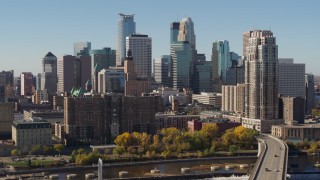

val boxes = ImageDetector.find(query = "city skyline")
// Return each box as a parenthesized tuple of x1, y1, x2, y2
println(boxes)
(0, 0, 319, 75)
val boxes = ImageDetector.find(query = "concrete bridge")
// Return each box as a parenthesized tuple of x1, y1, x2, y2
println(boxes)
(250, 134, 288, 180)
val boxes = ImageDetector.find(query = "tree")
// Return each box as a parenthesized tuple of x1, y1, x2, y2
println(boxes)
(229, 145, 238, 155)
(113, 147, 125, 157)
(54, 144, 65, 154)
(43, 146, 54, 155)
(31, 145, 43, 155)
(11, 149, 21, 156)
(27, 159, 32, 167)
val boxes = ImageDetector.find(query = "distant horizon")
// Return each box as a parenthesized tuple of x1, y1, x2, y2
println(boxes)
(0, 0, 319, 75)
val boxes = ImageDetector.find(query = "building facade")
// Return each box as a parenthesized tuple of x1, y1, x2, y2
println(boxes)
(212, 40, 230, 84)
(41, 52, 57, 95)
(74, 42, 91, 56)
(244, 30, 278, 120)
(90, 47, 116, 91)
(305, 74, 315, 114)
(155, 113, 200, 131)
(225, 66, 244, 86)
(12, 120, 52, 152)
(20, 72, 34, 96)
(171, 41, 192, 89)
(278, 58, 305, 97)
(0, 103, 14, 138)
(116, 14, 136, 66)
(193, 61, 212, 94)
(126, 34, 152, 79)
(98, 69, 125, 94)
(282, 96, 305, 124)
(0, 70, 14, 102)
(154, 55, 170, 87)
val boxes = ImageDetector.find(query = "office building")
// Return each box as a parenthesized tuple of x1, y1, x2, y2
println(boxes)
(171, 41, 192, 89)
(230, 52, 240, 67)
(192, 92, 222, 107)
(170, 22, 180, 43)
(211, 40, 230, 83)
(278, 58, 305, 97)
(124, 50, 151, 96)
(90, 47, 116, 91)
(272, 123, 320, 140)
(155, 113, 200, 131)
(282, 96, 305, 124)
(126, 34, 152, 79)
(197, 54, 206, 62)
(154, 55, 170, 87)
(243, 30, 279, 132)
(20, 72, 34, 96)
(57, 55, 91, 94)
(225, 66, 245, 85)
(0, 70, 14, 102)
(41, 52, 57, 95)
(32, 89, 49, 104)
(12, 119, 52, 152)
(305, 74, 315, 114)
(177, 17, 197, 62)
(98, 69, 125, 94)
(193, 61, 212, 93)
(116, 13, 136, 66)
(0, 103, 14, 138)
(74, 42, 91, 56)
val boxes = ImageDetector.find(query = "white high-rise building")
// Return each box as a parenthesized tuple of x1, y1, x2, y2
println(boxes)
(245, 30, 278, 120)
(116, 13, 136, 66)
(177, 17, 197, 62)
(126, 34, 152, 79)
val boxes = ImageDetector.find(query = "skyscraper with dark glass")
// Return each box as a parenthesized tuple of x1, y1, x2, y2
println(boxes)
(41, 52, 57, 95)
(116, 13, 136, 66)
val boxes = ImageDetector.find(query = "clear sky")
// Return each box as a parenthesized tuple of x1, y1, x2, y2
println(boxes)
(0, 0, 319, 75)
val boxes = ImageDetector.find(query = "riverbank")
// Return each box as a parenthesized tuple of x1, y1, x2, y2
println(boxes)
(6, 156, 258, 175)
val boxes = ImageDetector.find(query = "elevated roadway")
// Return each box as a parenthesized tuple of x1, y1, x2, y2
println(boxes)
(250, 134, 288, 180)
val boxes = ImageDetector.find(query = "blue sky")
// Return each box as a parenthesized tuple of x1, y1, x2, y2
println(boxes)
(0, 0, 319, 75)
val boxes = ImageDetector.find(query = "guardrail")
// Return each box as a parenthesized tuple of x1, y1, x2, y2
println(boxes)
(249, 136, 268, 180)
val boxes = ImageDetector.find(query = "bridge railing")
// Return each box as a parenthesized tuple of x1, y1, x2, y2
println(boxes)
(249, 136, 268, 180)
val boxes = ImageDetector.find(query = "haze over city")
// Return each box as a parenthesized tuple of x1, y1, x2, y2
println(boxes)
(0, 0, 319, 75)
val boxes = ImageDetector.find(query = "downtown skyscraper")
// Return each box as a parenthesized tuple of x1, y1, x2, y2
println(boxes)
(41, 52, 57, 95)
(170, 17, 197, 89)
(244, 30, 278, 120)
(116, 13, 136, 66)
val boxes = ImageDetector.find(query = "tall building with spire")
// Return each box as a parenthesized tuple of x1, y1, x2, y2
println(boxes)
(116, 13, 136, 66)
(245, 30, 278, 120)
(41, 52, 57, 95)
(177, 17, 197, 62)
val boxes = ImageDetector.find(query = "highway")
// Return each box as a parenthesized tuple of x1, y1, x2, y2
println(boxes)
(250, 134, 288, 180)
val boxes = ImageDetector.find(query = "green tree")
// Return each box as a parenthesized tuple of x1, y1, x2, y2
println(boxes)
(43, 146, 54, 155)
(113, 147, 125, 157)
(229, 145, 238, 155)
(308, 141, 319, 154)
(11, 149, 21, 156)
(54, 144, 65, 154)
(27, 159, 32, 167)
(31, 145, 43, 155)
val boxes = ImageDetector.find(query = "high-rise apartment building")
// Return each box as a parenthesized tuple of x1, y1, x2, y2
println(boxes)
(126, 34, 152, 79)
(20, 72, 34, 96)
(57, 55, 91, 94)
(282, 96, 305, 124)
(242, 31, 253, 58)
(305, 74, 315, 114)
(90, 47, 116, 91)
(154, 55, 170, 87)
(41, 52, 57, 95)
(116, 13, 136, 66)
(278, 58, 305, 97)
(0, 70, 14, 102)
(121, 96, 155, 134)
(64, 96, 109, 145)
(171, 41, 192, 89)
(244, 30, 278, 120)
(74, 42, 91, 56)
(221, 84, 245, 115)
